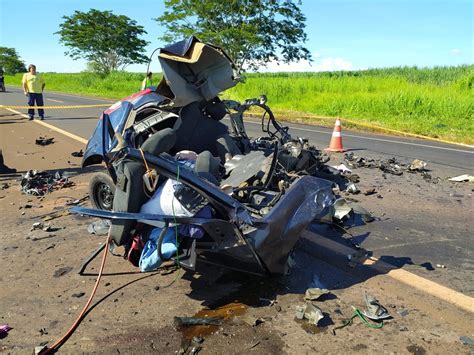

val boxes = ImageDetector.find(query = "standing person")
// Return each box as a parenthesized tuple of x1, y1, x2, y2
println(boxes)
(141, 71, 152, 90)
(22, 64, 45, 120)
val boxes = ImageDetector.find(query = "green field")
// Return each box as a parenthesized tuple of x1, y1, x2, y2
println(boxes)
(5, 65, 474, 144)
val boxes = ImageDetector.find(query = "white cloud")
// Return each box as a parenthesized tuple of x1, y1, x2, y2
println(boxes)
(450, 48, 462, 56)
(258, 55, 353, 72)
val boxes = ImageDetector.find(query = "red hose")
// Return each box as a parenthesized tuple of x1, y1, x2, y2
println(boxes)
(41, 234, 111, 354)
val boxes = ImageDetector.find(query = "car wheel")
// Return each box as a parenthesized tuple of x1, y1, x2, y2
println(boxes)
(89, 172, 115, 210)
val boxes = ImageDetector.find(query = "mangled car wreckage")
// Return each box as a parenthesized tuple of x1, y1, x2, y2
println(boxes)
(72, 37, 342, 276)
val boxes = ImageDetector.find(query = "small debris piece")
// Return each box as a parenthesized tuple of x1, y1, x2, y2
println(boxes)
(408, 159, 427, 172)
(249, 341, 261, 349)
(71, 150, 84, 158)
(399, 326, 409, 332)
(0, 324, 12, 335)
(448, 174, 474, 183)
(436, 264, 446, 269)
(304, 287, 329, 301)
(362, 293, 390, 320)
(1, 183, 10, 190)
(332, 198, 352, 220)
(21, 170, 74, 196)
(460, 336, 474, 346)
(346, 183, 360, 194)
(295, 302, 324, 325)
(53, 267, 73, 278)
(72, 292, 85, 298)
(65, 195, 88, 206)
(192, 336, 204, 344)
(331, 163, 352, 174)
(397, 309, 409, 317)
(364, 188, 377, 196)
(35, 136, 55, 146)
(189, 346, 201, 355)
(39, 328, 48, 335)
(259, 297, 276, 306)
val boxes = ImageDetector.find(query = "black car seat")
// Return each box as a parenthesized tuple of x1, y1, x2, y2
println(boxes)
(109, 128, 176, 246)
(173, 101, 241, 162)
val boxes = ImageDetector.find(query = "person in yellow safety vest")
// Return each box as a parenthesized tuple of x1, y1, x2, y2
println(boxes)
(22, 64, 46, 121)
(141, 71, 153, 90)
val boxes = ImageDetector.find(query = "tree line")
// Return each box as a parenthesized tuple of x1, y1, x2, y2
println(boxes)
(1, 0, 310, 75)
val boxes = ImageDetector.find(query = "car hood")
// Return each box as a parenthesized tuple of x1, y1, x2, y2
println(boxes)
(155, 36, 240, 107)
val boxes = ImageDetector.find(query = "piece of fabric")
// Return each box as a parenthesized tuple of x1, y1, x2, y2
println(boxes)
(178, 205, 213, 239)
(22, 73, 45, 93)
(139, 227, 177, 272)
(27, 93, 45, 117)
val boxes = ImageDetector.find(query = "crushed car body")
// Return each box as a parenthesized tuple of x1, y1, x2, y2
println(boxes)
(73, 36, 342, 275)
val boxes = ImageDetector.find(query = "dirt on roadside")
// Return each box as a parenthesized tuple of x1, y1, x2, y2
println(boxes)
(0, 116, 473, 354)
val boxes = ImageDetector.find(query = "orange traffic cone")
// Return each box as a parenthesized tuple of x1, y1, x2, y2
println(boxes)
(325, 118, 345, 152)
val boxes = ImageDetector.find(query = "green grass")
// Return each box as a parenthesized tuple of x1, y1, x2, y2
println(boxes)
(5, 65, 474, 144)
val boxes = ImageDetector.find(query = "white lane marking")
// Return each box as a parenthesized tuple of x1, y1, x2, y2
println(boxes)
(241, 119, 474, 154)
(2, 107, 88, 144)
(46, 98, 65, 103)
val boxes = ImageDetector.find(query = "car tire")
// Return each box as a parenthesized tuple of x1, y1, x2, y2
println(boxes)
(89, 172, 115, 211)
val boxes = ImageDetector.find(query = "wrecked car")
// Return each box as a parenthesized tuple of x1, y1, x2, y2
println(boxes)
(72, 36, 341, 275)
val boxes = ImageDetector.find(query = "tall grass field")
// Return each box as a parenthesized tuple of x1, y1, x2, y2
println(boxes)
(5, 65, 473, 144)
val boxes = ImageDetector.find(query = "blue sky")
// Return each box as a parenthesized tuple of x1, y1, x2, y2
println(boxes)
(0, 0, 472, 73)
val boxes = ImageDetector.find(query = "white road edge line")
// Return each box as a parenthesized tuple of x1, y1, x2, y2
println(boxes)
(241, 120, 474, 153)
(2, 107, 88, 145)
(46, 98, 65, 103)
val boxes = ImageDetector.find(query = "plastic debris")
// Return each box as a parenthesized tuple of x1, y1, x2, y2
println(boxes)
(295, 302, 324, 325)
(436, 264, 446, 269)
(304, 287, 330, 301)
(449, 174, 474, 183)
(35, 136, 55, 146)
(332, 163, 352, 174)
(0, 324, 11, 335)
(460, 336, 474, 346)
(20, 170, 74, 196)
(362, 293, 390, 320)
(332, 198, 352, 220)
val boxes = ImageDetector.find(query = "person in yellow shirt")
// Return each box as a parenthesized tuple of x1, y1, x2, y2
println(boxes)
(22, 64, 45, 120)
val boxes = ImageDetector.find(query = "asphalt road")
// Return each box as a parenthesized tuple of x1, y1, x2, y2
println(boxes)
(1, 86, 473, 295)
(2, 86, 472, 177)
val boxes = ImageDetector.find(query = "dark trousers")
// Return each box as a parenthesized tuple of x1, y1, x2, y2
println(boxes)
(27, 93, 45, 118)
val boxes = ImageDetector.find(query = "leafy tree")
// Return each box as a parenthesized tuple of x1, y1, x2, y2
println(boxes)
(0, 47, 26, 74)
(155, 0, 311, 71)
(56, 9, 149, 74)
